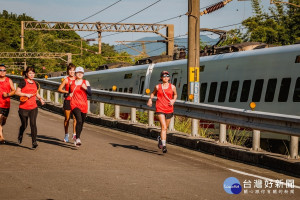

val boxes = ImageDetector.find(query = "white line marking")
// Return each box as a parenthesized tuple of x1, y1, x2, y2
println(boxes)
(228, 168, 300, 189)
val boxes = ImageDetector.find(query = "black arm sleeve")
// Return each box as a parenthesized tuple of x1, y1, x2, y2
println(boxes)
(86, 86, 92, 96)
(18, 79, 26, 89)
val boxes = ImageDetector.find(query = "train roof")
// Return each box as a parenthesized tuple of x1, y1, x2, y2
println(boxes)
(200, 44, 300, 62)
(61, 44, 300, 78)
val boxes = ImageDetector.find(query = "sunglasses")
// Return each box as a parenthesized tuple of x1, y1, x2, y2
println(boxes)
(0, 69, 6, 72)
(162, 74, 170, 77)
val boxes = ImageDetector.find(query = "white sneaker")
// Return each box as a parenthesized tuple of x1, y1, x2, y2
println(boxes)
(75, 138, 81, 147)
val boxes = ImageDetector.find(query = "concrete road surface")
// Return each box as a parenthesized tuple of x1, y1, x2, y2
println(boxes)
(0, 100, 299, 200)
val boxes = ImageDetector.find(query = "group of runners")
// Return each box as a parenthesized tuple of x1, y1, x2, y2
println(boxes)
(0, 63, 177, 153)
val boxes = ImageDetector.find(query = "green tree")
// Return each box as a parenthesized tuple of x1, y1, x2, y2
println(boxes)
(242, 0, 299, 45)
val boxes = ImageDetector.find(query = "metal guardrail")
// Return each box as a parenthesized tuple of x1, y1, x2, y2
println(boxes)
(8, 75, 300, 159)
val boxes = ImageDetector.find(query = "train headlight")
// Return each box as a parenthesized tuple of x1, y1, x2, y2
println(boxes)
(189, 94, 194, 100)
(145, 88, 150, 94)
(112, 85, 117, 91)
(45, 75, 48, 79)
(249, 102, 256, 111)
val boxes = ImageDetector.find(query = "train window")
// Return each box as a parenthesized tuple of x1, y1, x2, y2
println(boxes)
(252, 79, 264, 102)
(105, 89, 108, 91)
(200, 83, 207, 103)
(208, 82, 218, 102)
(200, 65, 205, 72)
(124, 88, 128, 93)
(229, 81, 239, 102)
(129, 87, 133, 93)
(293, 77, 300, 102)
(295, 55, 300, 63)
(240, 80, 251, 102)
(124, 73, 132, 79)
(278, 78, 291, 102)
(181, 84, 188, 101)
(109, 89, 112, 91)
(173, 78, 178, 87)
(119, 88, 123, 92)
(218, 81, 228, 102)
(139, 76, 145, 94)
(139, 81, 144, 94)
(265, 78, 277, 102)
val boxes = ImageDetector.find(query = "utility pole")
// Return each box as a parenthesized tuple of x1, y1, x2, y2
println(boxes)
(188, 0, 200, 136)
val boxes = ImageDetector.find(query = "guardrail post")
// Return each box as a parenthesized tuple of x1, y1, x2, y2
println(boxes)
(114, 105, 120, 119)
(47, 90, 51, 102)
(168, 116, 175, 131)
(99, 102, 105, 117)
(131, 108, 136, 123)
(54, 92, 59, 104)
(252, 130, 261, 151)
(191, 119, 198, 137)
(219, 123, 227, 143)
(14, 83, 17, 90)
(39, 89, 44, 99)
(289, 136, 299, 159)
(148, 111, 154, 126)
(88, 100, 91, 114)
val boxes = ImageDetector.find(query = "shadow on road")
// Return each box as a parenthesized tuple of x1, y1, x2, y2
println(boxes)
(110, 143, 162, 156)
(37, 134, 77, 150)
(0, 140, 33, 150)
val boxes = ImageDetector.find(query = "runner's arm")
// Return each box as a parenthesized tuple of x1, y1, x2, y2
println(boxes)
(58, 78, 69, 94)
(147, 85, 158, 107)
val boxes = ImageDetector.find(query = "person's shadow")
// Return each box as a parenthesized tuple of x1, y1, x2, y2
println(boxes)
(1, 140, 33, 150)
(1, 133, 77, 150)
(37, 134, 77, 150)
(110, 143, 162, 155)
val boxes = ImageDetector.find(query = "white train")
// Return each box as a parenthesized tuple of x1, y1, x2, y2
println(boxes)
(51, 44, 300, 116)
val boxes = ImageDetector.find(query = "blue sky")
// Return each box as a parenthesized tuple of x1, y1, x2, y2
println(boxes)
(1, 0, 272, 45)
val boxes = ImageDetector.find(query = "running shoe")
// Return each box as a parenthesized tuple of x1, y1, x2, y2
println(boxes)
(63, 134, 69, 143)
(72, 134, 76, 141)
(162, 146, 167, 153)
(157, 136, 162, 149)
(18, 135, 23, 144)
(32, 142, 38, 149)
(75, 138, 81, 147)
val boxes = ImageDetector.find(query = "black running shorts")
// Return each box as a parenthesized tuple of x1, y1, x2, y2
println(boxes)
(156, 112, 174, 119)
(63, 100, 71, 110)
(0, 107, 10, 117)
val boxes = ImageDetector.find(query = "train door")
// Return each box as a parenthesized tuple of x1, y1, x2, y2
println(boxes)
(171, 73, 178, 87)
(139, 76, 145, 94)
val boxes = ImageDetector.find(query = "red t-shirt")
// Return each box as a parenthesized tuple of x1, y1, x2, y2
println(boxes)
(0, 77, 11, 108)
(19, 79, 38, 110)
(156, 83, 174, 114)
(70, 79, 88, 113)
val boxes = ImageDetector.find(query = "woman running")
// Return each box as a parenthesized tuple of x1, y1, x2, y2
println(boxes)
(0, 64, 15, 144)
(69, 66, 91, 147)
(15, 66, 45, 148)
(58, 63, 76, 142)
(147, 71, 177, 153)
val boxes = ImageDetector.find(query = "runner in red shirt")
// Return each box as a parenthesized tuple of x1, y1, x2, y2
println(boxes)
(69, 66, 91, 147)
(147, 71, 177, 153)
(0, 64, 16, 143)
(15, 66, 45, 148)
(58, 63, 77, 143)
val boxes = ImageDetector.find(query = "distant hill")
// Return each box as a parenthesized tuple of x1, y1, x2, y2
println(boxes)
(114, 35, 219, 56)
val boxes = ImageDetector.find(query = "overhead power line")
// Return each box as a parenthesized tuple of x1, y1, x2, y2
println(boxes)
(83, 0, 162, 38)
(79, 0, 123, 22)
